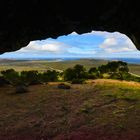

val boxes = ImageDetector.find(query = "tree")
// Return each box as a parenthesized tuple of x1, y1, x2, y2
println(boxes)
(107, 61, 129, 80)
(88, 67, 97, 74)
(98, 65, 109, 74)
(119, 66, 129, 73)
(73, 64, 87, 79)
(64, 65, 87, 81)
(107, 61, 129, 73)
(41, 70, 59, 82)
(88, 67, 99, 79)
(64, 68, 76, 81)
(1, 69, 20, 85)
(107, 61, 119, 72)
(20, 70, 40, 85)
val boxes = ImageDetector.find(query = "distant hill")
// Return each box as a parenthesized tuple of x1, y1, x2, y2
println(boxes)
(1, 57, 140, 64)
(0, 58, 140, 75)
(104, 57, 140, 64)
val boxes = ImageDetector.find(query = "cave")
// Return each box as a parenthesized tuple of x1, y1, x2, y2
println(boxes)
(1, 1, 140, 139)
(0, 0, 140, 54)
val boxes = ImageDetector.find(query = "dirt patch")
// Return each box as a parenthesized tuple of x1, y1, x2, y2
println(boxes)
(1, 80, 140, 139)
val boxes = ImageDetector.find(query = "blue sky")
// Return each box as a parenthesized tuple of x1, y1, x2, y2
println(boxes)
(0, 31, 140, 59)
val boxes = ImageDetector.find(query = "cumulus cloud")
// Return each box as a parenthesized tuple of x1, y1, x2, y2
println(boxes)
(17, 36, 98, 56)
(0, 30, 139, 59)
(16, 31, 137, 56)
(99, 33, 137, 53)
(17, 40, 70, 54)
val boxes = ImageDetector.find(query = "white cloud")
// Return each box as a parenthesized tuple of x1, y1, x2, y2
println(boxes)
(17, 31, 137, 56)
(100, 38, 117, 48)
(99, 33, 137, 53)
(88, 31, 127, 39)
(68, 47, 96, 55)
(1, 30, 138, 59)
(17, 40, 70, 54)
(17, 36, 97, 56)
(70, 32, 78, 35)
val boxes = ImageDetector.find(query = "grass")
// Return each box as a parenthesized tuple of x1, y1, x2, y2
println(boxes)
(79, 99, 95, 114)
(1, 79, 140, 139)
(103, 85, 140, 101)
(0, 59, 108, 72)
(129, 64, 140, 75)
(0, 59, 140, 78)
(95, 79, 140, 102)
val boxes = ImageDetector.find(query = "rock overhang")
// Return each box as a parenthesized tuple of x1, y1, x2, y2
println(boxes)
(0, 0, 140, 54)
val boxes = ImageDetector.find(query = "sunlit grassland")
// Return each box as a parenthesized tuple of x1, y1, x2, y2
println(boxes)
(94, 79, 140, 101)
(128, 64, 140, 75)
(0, 59, 108, 72)
(0, 59, 140, 75)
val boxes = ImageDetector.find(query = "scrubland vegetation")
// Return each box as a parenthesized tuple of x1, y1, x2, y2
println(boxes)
(0, 60, 140, 91)
(1, 60, 140, 139)
(0, 59, 140, 75)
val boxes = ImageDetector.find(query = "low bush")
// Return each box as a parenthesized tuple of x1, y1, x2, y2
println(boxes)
(20, 70, 40, 85)
(71, 79, 86, 84)
(0, 76, 10, 86)
(1, 69, 20, 85)
(87, 74, 97, 79)
(41, 70, 59, 82)
(109, 72, 122, 80)
(64, 65, 87, 81)
(28, 80, 42, 85)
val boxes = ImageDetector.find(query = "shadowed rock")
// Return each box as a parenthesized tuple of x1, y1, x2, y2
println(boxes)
(15, 84, 28, 94)
(58, 83, 71, 89)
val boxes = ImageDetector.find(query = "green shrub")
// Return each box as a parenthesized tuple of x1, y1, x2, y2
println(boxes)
(20, 70, 41, 85)
(88, 67, 97, 74)
(1, 69, 20, 85)
(109, 72, 122, 80)
(64, 64, 87, 81)
(41, 70, 59, 82)
(87, 74, 97, 79)
(98, 61, 129, 79)
(0, 76, 10, 86)
(73, 64, 87, 79)
(64, 68, 75, 81)
(98, 65, 109, 74)
(124, 73, 140, 82)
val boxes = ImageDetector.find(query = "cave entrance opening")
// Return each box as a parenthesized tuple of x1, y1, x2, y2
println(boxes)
(0, 31, 139, 62)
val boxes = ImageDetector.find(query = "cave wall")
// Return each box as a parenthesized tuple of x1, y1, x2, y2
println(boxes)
(0, 0, 140, 53)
